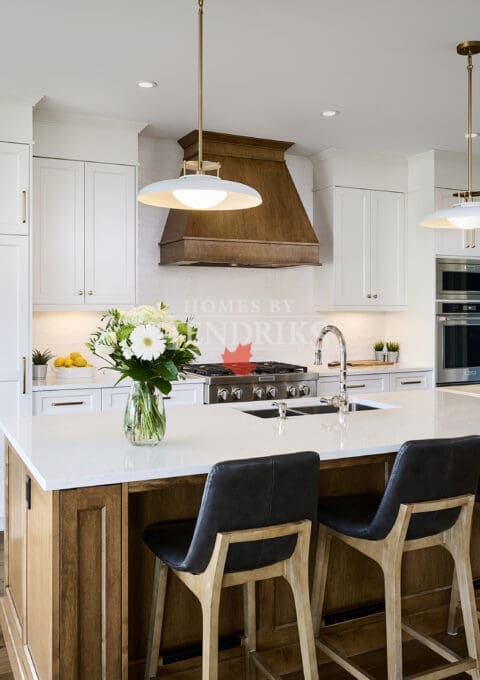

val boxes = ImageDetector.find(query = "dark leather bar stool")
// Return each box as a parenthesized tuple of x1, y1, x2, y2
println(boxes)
(311, 436, 480, 680)
(143, 452, 320, 680)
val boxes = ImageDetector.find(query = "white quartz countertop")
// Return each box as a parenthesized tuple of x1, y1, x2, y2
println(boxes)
(1, 389, 479, 492)
(32, 373, 205, 391)
(308, 364, 433, 377)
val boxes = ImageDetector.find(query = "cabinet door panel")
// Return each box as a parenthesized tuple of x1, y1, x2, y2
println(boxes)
(33, 158, 85, 305)
(370, 190, 405, 306)
(0, 235, 29, 418)
(0, 142, 29, 236)
(334, 187, 370, 306)
(434, 188, 480, 255)
(84, 163, 136, 306)
(6, 444, 26, 629)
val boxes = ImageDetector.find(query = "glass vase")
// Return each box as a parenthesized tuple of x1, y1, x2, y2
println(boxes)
(124, 381, 167, 446)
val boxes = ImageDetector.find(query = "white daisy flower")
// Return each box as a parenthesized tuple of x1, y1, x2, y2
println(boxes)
(130, 324, 166, 361)
(120, 339, 133, 360)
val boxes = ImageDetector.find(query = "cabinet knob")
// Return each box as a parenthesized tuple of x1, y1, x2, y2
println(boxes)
(78, 290, 84, 296)
(366, 294, 372, 299)
(87, 290, 94, 296)
(373, 294, 378, 299)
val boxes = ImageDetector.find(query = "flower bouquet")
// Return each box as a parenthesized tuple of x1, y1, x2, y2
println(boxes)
(87, 304, 200, 446)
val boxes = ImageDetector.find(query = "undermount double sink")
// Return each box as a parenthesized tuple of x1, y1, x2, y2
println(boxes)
(242, 402, 379, 419)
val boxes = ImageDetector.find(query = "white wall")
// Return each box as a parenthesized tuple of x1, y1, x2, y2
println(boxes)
(33, 136, 388, 368)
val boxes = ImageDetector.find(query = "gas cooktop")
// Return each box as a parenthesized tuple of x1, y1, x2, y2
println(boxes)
(187, 361, 308, 377)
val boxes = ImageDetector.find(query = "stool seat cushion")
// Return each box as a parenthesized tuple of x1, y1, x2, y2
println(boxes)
(143, 519, 196, 571)
(318, 494, 383, 539)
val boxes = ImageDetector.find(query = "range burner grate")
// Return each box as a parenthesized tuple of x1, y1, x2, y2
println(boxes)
(187, 361, 307, 377)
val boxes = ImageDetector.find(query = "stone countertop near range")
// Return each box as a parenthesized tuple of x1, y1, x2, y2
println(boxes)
(1, 388, 479, 492)
(308, 364, 433, 377)
(32, 373, 206, 391)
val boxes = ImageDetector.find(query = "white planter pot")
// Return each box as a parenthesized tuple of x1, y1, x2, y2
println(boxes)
(375, 351, 385, 362)
(387, 351, 399, 363)
(32, 364, 48, 380)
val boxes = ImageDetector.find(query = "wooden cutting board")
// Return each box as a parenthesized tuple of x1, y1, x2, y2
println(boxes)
(328, 360, 395, 367)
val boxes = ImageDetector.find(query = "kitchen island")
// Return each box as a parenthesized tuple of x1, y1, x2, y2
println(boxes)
(2, 389, 480, 679)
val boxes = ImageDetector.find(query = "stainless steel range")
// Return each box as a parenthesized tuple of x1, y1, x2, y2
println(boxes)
(186, 362, 318, 404)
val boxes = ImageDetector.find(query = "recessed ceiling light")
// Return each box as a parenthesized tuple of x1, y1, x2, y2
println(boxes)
(137, 80, 158, 89)
(322, 110, 340, 118)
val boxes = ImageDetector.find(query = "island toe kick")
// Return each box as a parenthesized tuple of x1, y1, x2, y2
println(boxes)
(2, 441, 480, 679)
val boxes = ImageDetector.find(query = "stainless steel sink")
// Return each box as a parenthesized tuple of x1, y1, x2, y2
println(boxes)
(242, 402, 379, 418)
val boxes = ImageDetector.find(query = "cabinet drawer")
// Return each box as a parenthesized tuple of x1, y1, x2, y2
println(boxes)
(317, 375, 388, 397)
(389, 372, 432, 391)
(169, 383, 204, 406)
(33, 389, 101, 415)
(101, 387, 130, 411)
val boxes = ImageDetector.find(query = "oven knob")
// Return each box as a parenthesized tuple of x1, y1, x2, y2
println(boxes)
(266, 385, 276, 398)
(287, 385, 298, 398)
(231, 387, 244, 401)
(299, 384, 311, 396)
(253, 386, 266, 400)
(217, 388, 229, 402)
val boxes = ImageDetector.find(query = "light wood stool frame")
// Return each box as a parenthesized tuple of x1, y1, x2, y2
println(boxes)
(144, 519, 319, 680)
(311, 494, 480, 680)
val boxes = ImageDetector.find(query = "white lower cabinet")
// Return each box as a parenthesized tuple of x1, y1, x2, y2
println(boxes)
(389, 371, 433, 391)
(317, 370, 432, 397)
(34, 382, 205, 415)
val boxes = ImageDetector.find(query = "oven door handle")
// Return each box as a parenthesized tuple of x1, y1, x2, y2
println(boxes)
(438, 317, 480, 324)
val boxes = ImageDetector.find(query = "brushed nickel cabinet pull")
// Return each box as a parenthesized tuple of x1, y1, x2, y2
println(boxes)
(400, 380, 422, 385)
(52, 401, 86, 407)
(87, 290, 93, 296)
(347, 384, 366, 389)
(21, 190, 27, 223)
(373, 294, 378, 299)
(366, 294, 372, 299)
(78, 290, 84, 296)
(22, 356, 26, 394)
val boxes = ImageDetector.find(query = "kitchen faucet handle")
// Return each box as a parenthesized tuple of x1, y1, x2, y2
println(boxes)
(272, 400, 288, 419)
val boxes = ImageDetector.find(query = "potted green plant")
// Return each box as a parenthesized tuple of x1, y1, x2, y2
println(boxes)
(386, 341, 400, 363)
(32, 348, 54, 380)
(373, 340, 385, 362)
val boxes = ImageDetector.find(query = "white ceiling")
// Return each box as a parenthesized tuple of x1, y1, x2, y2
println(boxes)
(3, 0, 480, 155)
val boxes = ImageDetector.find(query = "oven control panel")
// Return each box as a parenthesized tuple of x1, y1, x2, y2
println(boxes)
(206, 379, 318, 404)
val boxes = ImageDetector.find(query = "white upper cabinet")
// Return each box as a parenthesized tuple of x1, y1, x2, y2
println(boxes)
(0, 142, 29, 236)
(0, 235, 29, 417)
(33, 158, 85, 305)
(33, 158, 136, 309)
(330, 187, 406, 309)
(434, 188, 479, 256)
(84, 163, 136, 306)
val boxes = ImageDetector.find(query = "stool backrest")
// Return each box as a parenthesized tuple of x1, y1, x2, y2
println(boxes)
(369, 435, 480, 540)
(183, 451, 320, 574)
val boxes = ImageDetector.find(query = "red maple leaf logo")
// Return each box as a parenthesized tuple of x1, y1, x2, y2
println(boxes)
(222, 343, 257, 375)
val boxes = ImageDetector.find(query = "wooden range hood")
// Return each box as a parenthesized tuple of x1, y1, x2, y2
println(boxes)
(159, 131, 320, 267)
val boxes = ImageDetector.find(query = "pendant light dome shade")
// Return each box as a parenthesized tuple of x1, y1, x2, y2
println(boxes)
(138, 173, 262, 210)
(420, 201, 480, 229)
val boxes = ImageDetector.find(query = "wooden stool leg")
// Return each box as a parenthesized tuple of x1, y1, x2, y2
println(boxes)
(285, 527, 319, 680)
(201, 584, 222, 680)
(311, 524, 332, 636)
(144, 559, 168, 680)
(383, 557, 404, 680)
(243, 581, 257, 680)
(447, 567, 460, 636)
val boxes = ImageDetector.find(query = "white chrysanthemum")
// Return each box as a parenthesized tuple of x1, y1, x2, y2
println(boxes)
(161, 321, 179, 340)
(120, 339, 133, 360)
(94, 341, 115, 358)
(130, 324, 166, 361)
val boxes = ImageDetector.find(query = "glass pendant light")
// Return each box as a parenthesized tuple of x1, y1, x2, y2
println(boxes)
(421, 42, 480, 229)
(138, 0, 262, 211)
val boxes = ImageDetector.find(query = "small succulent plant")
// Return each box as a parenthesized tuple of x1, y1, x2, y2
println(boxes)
(32, 348, 54, 365)
(373, 340, 385, 352)
(386, 341, 399, 352)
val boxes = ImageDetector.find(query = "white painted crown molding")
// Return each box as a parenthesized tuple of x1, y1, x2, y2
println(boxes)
(33, 109, 147, 135)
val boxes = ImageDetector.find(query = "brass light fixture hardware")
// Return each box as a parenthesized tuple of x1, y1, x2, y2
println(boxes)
(137, 0, 262, 211)
(421, 41, 480, 229)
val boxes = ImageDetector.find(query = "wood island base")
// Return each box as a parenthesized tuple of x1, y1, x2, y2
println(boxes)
(1, 441, 479, 679)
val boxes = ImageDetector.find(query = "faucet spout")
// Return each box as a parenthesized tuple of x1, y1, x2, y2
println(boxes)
(314, 325, 348, 409)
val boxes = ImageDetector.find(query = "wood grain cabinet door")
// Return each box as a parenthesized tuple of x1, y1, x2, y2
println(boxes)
(59, 484, 123, 680)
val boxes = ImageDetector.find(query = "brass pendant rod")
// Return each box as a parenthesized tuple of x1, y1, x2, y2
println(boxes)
(197, 0, 204, 174)
(467, 54, 473, 200)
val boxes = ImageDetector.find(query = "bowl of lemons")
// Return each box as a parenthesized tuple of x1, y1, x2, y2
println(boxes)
(53, 352, 95, 379)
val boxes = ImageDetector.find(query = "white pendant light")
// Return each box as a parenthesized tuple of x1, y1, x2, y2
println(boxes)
(421, 41, 480, 230)
(138, 0, 262, 212)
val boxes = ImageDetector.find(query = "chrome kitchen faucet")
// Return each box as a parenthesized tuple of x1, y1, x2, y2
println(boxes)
(314, 325, 348, 412)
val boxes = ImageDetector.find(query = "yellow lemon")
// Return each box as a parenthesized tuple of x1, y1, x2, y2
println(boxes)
(74, 357, 87, 367)
(70, 352, 81, 360)
(64, 358, 74, 368)
(86, 363, 93, 367)
(54, 357, 65, 367)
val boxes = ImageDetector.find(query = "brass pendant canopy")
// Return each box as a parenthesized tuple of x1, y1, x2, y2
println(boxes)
(138, 0, 262, 211)
(421, 41, 480, 229)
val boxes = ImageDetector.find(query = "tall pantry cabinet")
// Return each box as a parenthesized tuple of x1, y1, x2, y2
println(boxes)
(0, 141, 31, 418)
